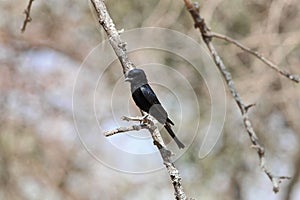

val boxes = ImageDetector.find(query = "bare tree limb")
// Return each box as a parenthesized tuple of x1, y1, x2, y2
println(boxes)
(21, 0, 35, 33)
(210, 32, 300, 83)
(89, 0, 135, 75)
(104, 115, 188, 200)
(182, 0, 291, 193)
(91, 0, 188, 199)
(104, 124, 146, 137)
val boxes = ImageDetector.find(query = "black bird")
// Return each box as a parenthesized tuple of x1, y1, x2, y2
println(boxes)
(125, 68, 185, 149)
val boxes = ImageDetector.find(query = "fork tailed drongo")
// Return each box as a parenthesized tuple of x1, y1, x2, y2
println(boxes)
(125, 68, 185, 149)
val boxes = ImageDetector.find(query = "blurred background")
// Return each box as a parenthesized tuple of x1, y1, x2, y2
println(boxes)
(1, 0, 300, 199)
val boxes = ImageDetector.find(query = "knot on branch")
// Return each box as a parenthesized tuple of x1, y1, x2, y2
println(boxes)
(186, 1, 212, 42)
(288, 74, 300, 83)
(251, 144, 265, 156)
(118, 41, 127, 50)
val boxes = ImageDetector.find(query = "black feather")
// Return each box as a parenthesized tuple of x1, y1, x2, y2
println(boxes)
(127, 69, 184, 149)
(164, 124, 185, 149)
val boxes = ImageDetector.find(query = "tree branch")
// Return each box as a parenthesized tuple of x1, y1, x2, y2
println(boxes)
(21, 0, 35, 33)
(182, 0, 299, 84)
(104, 115, 187, 200)
(89, 0, 135, 75)
(182, 0, 291, 193)
(104, 124, 146, 137)
(91, 0, 188, 199)
(210, 32, 300, 83)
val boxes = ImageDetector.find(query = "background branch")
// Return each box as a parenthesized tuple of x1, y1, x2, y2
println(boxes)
(210, 32, 300, 83)
(104, 124, 146, 137)
(182, 0, 291, 193)
(21, 0, 35, 33)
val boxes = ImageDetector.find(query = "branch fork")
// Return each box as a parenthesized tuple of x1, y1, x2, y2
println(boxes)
(104, 114, 186, 199)
(183, 0, 294, 193)
(105, 114, 166, 150)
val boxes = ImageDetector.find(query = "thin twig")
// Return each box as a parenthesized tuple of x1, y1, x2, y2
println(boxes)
(210, 32, 300, 83)
(182, 0, 290, 193)
(91, 0, 187, 199)
(21, 0, 35, 33)
(121, 115, 148, 122)
(104, 124, 146, 137)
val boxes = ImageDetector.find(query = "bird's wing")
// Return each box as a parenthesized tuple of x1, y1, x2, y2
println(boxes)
(140, 84, 160, 104)
(140, 85, 170, 124)
(141, 85, 174, 125)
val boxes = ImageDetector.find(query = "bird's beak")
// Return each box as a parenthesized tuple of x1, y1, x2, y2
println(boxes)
(125, 77, 132, 82)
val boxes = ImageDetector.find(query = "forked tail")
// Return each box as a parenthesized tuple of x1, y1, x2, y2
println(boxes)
(164, 124, 185, 149)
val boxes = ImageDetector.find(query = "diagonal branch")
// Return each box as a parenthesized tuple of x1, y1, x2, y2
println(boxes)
(182, 0, 291, 193)
(21, 0, 35, 33)
(104, 124, 146, 137)
(89, 0, 134, 75)
(91, 0, 188, 199)
(210, 32, 299, 83)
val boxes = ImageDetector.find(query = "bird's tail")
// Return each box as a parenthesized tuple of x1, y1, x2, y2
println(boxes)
(164, 124, 185, 149)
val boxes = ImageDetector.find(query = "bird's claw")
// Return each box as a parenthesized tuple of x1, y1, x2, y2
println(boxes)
(141, 114, 149, 122)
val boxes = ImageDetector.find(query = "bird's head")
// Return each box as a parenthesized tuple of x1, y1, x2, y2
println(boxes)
(125, 68, 148, 84)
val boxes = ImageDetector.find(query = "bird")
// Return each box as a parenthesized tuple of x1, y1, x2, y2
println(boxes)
(125, 68, 185, 149)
